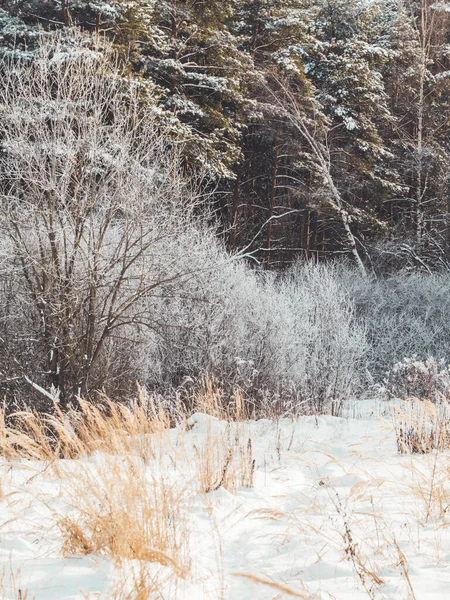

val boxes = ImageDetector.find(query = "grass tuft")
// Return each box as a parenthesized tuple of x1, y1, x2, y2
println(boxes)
(394, 397, 450, 454)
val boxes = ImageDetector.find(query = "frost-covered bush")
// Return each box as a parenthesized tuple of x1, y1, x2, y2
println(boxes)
(0, 34, 368, 415)
(385, 357, 450, 402)
(146, 260, 367, 415)
(341, 269, 450, 381)
(279, 263, 366, 413)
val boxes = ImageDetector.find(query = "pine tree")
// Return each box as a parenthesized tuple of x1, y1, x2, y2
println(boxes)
(302, 0, 394, 234)
(133, 0, 252, 178)
(226, 0, 325, 264)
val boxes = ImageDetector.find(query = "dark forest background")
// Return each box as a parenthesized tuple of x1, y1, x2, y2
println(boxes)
(1, 0, 449, 273)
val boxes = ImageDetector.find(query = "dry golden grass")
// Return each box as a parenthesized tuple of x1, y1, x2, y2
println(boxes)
(102, 561, 173, 600)
(191, 378, 254, 422)
(0, 566, 34, 600)
(233, 572, 312, 598)
(2, 384, 441, 600)
(320, 483, 385, 600)
(0, 380, 254, 464)
(405, 451, 450, 526)
(393, 538, 417, 600)
(193, 420, 255, 494)
(389, 397, 450, 541)
(394, 397, 450, 454)
(0, 382, 260, 596)
(0, 389, 191, 593)
(56, 452, 191, 577)
(0, 390, 173, 464)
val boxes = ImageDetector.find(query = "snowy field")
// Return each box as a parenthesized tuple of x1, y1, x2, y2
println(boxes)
(1, 402, 450, 599)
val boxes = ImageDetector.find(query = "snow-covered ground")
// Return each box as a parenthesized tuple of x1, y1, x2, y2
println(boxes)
(1, 401, 450, 599)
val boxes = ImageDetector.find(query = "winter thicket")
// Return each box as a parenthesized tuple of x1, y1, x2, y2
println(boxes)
(0, 36, 364, 411)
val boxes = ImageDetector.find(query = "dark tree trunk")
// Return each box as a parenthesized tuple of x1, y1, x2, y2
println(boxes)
(266, 145, 279, 266)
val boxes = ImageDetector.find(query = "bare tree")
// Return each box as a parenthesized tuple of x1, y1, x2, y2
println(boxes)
(388, 1, 450, 253)
(0, 36, 204, 407)
(410, 0, 450, 249)
(263, 75, 367, 276)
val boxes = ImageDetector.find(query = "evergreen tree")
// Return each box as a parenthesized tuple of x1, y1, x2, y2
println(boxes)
(302, 0, 394, 237)
(133, 0, 252, 177)
(227, 0, 326, 264)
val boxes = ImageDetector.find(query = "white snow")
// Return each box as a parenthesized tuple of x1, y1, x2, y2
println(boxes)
(1, 401, 450, 599)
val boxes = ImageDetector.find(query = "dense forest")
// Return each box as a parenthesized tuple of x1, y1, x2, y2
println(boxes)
(1, 0, 449, 271)
(1, 1, 450, 412)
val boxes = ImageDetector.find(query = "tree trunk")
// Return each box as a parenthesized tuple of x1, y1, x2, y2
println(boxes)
(306, 210, 311, 258)
(231, 172, 240, 250)
(276, 83, 367, 275)
(266, 144, 279, 266)
(326, 174, 366, 275)
(251, 1, 261, 59)
(171, 0, 178, 38)
(62, 0, 71, 26)
(415, 1, 428, 249)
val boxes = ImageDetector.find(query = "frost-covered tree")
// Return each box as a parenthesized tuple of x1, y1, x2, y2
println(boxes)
(135, 0, 253, 178)
(0, 36, 215, 407)
(380, 0, 450, 260)
(225, 0, 326, 264)
(300, 0, 395, 240)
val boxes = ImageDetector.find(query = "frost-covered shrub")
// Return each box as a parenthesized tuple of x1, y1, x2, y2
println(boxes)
(341, 269, 450, 381)
(260, 262, 367, 414)
(385, 357, 450, 402)
(0, 32, 367, 415)
(146, 260, 367, 415)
